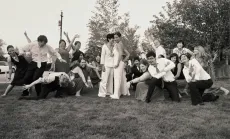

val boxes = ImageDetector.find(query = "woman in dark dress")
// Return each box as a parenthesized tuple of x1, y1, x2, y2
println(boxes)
(53, 39, 71, 73)
(1, 45, 29, 97)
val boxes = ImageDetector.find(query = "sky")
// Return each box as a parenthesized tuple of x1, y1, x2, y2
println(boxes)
(0, 0, 172, 52)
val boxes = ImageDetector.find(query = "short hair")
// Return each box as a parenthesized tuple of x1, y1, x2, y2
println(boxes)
(7, 45, 14, 51)
(114, 31, 121, 37)
(74, 41, 81, 46)
(106, 33, 114, 42)
(59, 39, 66, 45)
(59, 75, 70, 87)
(169, 53, 179, 63)
(146, 51, 156, 58)
(177, 40, 185, 47)
(139, 59, 149, 67)
(180, 53, 191, 60)
(37, 35, 48, 43)
(133, 56, 140, 61)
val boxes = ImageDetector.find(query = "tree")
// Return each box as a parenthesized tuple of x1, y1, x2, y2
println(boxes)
(85, 0, 140, 58)
(147, 0, 230, 78)
(0, 39, 6, 61)
(147, 0, 230, 54)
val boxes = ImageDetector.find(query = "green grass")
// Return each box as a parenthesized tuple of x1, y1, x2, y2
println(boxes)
(0, 80, 230, 139)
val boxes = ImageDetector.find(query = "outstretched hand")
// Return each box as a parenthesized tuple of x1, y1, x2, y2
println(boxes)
(24, 31, 27, 36)
(64, 32, 68, 36)
(74, 34, 80, 38)
(23, 85, 31, 90)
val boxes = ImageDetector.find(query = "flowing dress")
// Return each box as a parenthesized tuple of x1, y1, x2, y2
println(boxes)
(112, 42, 130, 99)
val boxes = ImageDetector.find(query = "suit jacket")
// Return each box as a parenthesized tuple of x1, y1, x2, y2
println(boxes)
(100, 44, 115, 68)
(131, 65, 143, 79)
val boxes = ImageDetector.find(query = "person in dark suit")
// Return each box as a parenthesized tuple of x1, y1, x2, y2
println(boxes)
(131, 57, 143, 90)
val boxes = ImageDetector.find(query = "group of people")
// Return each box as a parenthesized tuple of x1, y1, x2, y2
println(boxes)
(1, 31, 229, 106)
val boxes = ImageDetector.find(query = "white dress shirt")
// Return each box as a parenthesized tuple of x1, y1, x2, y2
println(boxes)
(148, 58, 175, 82)
(150, 42, 166, 59)
(183, 59, 211, 82)
(100, 44, 115, 68)
(20, 41, 62, 63)
(41, 72, 70, 84)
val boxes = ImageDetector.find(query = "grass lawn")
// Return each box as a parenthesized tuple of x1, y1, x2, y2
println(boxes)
(0, 80, 230, 139)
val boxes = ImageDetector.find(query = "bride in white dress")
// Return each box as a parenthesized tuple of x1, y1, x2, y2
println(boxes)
(110, 32, 130, 99)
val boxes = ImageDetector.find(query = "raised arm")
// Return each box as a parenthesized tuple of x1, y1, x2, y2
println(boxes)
(70, 34, 80, 51)
(64, 32, 71, 43)
(24, 31, 31, 43)
(66, 34, 80, 52)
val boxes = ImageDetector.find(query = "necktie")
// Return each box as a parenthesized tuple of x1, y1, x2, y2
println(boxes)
(37, 48, 41, 68)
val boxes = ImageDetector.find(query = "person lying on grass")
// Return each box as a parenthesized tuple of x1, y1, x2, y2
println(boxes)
(19, 72, 71, 100)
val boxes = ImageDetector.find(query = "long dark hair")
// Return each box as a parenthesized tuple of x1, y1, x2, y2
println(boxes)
(169, 53, 179, 64)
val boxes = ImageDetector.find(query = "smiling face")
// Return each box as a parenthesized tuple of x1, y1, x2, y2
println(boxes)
(180, 55, 189, 64)
(194, 47, 200, 55)
(96, 56, 100, 63)
(170, 56, 177, 63)
(7, 47, 16, 57)
(153, 40, 160, 48)
(114, 34, 120, 43)
(80, 59, 87, 68)
(177, 42, 183, 49)
(140, 63, 148, 72)
(59, 41, 66, 49)
(134, 60, 140, 66)
(147, 56, 156, 66)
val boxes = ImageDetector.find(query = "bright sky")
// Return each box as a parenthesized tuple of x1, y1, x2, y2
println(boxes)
(0, 0, 172, 52)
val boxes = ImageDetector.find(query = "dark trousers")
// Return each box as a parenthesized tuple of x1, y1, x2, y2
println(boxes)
(164, 81, 180, 102)
(188, 79, 213, 105)
(146, 78, 180, 102)
(20, 84, 63, 100)
(22, 61, 47, 96)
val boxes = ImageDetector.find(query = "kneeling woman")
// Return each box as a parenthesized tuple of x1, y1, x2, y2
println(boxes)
(127, 59, 152, 101)
(19, 72, 70, 100)
(181, 54, 219, 106)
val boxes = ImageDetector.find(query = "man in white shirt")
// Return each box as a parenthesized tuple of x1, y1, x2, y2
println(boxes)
(145, 51, 180, 103)
(98, 34, 115, 97)
(19, 72, 70, 100)
(19, 35, 66, 96)
(147, 35, 166, 59)
(181, 54, 215, 105)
